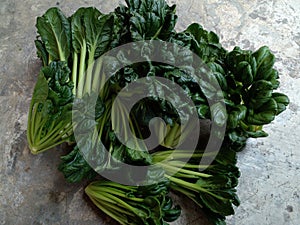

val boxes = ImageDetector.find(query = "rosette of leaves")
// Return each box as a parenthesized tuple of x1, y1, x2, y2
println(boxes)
(85, 179, 181, 225)
(223, 46, 289, 150)
(152, 147, 240, 225)
(27, 7, 117, 153)
(177, 23, 289, 151)
(27, 61, 74, 154)
(28, 1, 290, 225)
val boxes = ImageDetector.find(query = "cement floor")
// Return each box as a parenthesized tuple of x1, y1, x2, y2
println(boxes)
(0, 0, 299, 224)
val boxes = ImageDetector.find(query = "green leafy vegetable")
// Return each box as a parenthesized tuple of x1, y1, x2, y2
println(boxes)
(27, 0, 290, 225)
(27, 7, 117, 153)
(85, 179, 181, 225)
(35, 7, 71, 63)
(27, 61, 73, 154)
(70, 7, 115, 97)
(58, 145, 97, 183)
(222, 46, 289, 150)
(152, 147, 240, 225)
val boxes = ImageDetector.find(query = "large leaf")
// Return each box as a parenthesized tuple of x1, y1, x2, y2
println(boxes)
(71, 8, 86, 53)
(36, 7, 71, 62)
(84, 8, 114, 58)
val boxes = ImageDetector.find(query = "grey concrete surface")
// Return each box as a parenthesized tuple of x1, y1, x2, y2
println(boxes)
(0, 0, 299, 224)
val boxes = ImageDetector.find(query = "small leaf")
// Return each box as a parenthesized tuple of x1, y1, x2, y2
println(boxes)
(248, 80, 273, 109)
(246, 130, 268, 138)
(236, 61, 253, 86)
(272, 92, 289, 115)
(227, 105, 247, 129)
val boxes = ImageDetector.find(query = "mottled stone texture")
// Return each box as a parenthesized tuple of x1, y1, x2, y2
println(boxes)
(0, 0, 299, 225)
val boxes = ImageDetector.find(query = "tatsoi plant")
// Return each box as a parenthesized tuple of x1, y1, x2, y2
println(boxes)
(27, 0, 289, 224)
(222, 46, 290, 150)
(152, 148, 240, 225)
(85, 179, 181, 225)
(27, 7, 117, 153)
(27, 62, 74, 153)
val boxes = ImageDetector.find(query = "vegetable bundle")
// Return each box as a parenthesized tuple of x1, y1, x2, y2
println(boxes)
(85, 178, 181, 224)
(27, 0, 289, 224)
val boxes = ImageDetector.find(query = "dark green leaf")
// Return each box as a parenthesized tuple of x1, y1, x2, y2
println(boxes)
(248, 80, 273, 109)
(36, 7, 71, 62)
(58, 146, 97, 183)
(84, 9, 114, 58)
(185, 23, 226, 62)
(227, 105, 247, 129)
(252, 46, 275, 80)
(247, 98, 278, 125)
(236, 61, 254, 86)
(125, 0, 177, 41)
(71, 8, 86, 53)
(27, 62, 74, 154)
(41, 61, 73, 106)
(35, 39, 48, 66)
(125, 146, 153, 165)
(272, 92, 289, 115)
(199, 192, 235, 216)
(31, 72, 49, 104)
